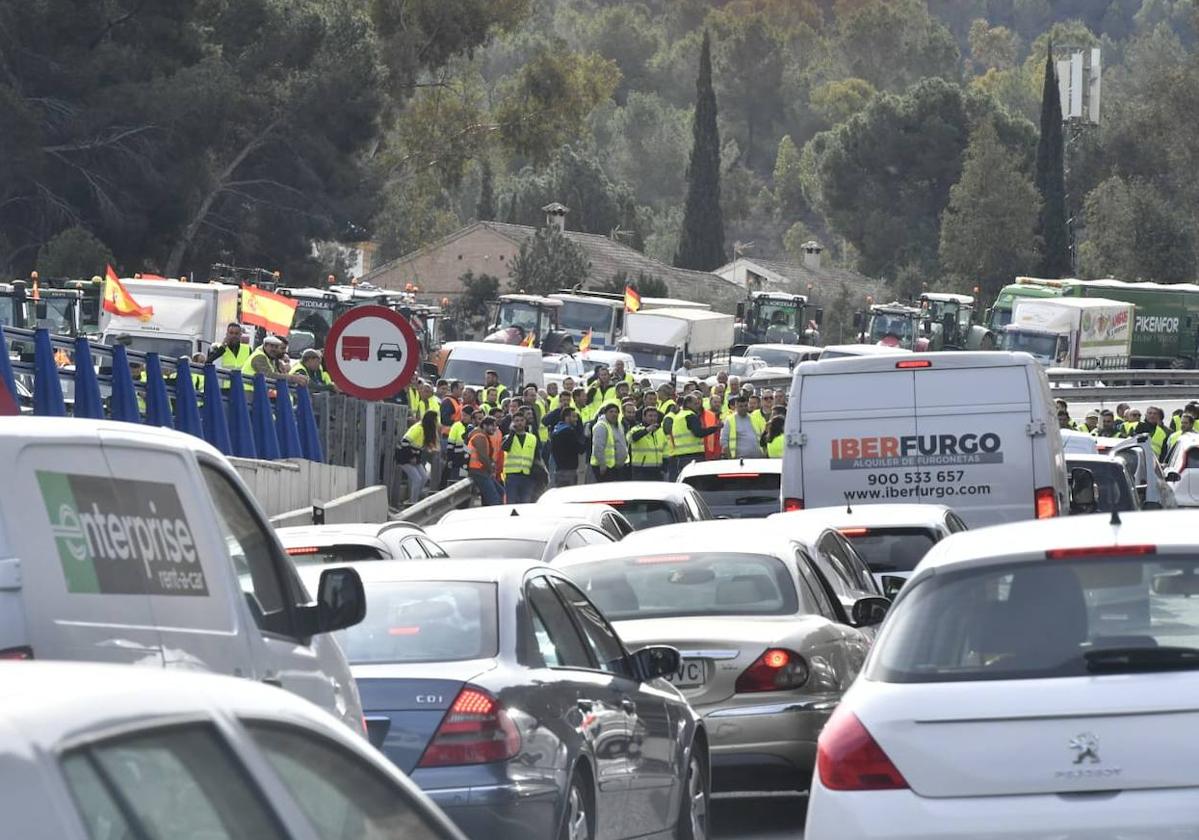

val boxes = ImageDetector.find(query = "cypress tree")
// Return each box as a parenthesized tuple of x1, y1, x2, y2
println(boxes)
(1035, 43, 1071, 277)
(675, 31, 726, 271)
(476, 160, 496, 221)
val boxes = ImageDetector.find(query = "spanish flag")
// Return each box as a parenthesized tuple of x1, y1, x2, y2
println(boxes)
(103, 266, 155, 320)
(579, 328, 593, 352)
(624, 285, 641, 312)
(521, 330, 536, 347)
(241, 285, 298, 335)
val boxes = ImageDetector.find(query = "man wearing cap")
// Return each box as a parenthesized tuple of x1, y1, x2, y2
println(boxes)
(290, 349, 336, 391)
(242, 336, 308, 389)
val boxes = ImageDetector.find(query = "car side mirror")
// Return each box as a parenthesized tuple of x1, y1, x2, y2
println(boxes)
(633, 645, 680, 681)
(305, 567, 366, 635)
(851, 595, 890, 628)
(880, 575, 906, 599)
(1167, 471, 1182, 483)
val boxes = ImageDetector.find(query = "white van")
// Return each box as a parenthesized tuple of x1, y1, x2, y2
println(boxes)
(441, 341, 544, 392)
(781, 352, 1068, 526)
(0, 418, 367, 732)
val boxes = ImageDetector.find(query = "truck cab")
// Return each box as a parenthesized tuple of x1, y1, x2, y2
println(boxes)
(277, 288, 340, 352)
(857, 302, 929, 351)
(550, 290, 624, 350)
(735, 291, 822, 350)
(919, 292, 995, 350)
(999, 324, 1066, 366)
(487, 294, 573, 352)
(0, 281, 84, 337)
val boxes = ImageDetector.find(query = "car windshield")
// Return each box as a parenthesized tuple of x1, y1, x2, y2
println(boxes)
(682, 473, 780, 510)
(869, 556, 1199, 683)
(496, 302, 542, 332)
(334, 581, 498, 664)
(293, 304, 334, 347)
(841, 528, 937, 573)
(1001, 330, 1058, 358)
(989, 306, 1014, 330)
(30, 297, 77, 334)
(285, 544, 385, 565)
(124, 336, 193, 360)
(443, 359, 520, 391)
(560, 300, 615, 333)
(439, 538, 546, 559)
(596, 499, 678, 529)
(753, 302, 800, 332)
(868, 314, 914, 344)
(747, 347, 800, 367)
(565, 552, 800, 620)
(622, 343, 675, 370)
(728, 357, 762, 377)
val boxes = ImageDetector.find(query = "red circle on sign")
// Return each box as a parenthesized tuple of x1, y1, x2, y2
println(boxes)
(322, 305, 420, 401)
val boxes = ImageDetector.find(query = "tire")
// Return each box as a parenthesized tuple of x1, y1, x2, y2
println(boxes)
(559, 773, 593, 840)
(676, 749, 710, 840)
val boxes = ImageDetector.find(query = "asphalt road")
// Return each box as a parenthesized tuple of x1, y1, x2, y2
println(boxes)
(711, 794, 806, 840)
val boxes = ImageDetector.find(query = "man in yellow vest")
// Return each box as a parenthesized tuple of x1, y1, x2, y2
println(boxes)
(590, 401, 628, 482)
(502, 412, 540, 503)
(289, 349, 336, 390)
(666, 393, 721, 479)
(242, 336, 308, 391)
(611, 358, 635, 386)
(206, 322, 251, 389)
(721, 395, 765, 458)
(628, 406, 667, 480)
(484, 369, 509, 403)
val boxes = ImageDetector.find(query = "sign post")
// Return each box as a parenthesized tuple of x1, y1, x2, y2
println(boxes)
(323, 306, 420, 486)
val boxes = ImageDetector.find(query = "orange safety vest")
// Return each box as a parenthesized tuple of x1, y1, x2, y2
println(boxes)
(467, 430, 493, 471)
(702, 409, 720, 460)
(490, 428, 504, 477)
(440, 396, 463, 436)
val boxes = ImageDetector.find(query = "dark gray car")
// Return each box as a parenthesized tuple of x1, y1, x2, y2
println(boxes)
(298, 559, 708, 840)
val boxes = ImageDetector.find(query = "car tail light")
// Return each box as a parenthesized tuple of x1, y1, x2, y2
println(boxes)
(717, 473, 761, 479)
(896, 359, 932, 369)
(0, 646, 33, 661)
(285, 546, 320, 556)
(735, 648, 808, 693)
(817, 708, 908, 791)
(783, 497, 804, 512)
(417, 686, 520, 768)
(1047, 544, 1155, 560)
(634, 554, 692, 565)
(1034, 486, 1058, 519)
(839, 528, 869, 537)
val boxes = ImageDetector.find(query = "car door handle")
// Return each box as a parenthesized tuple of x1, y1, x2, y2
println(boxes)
(577, 699, 594, 712)
(620, 697, 636, 714)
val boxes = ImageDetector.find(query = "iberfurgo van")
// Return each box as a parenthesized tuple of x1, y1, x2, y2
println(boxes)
(781, 352, 1068, 526)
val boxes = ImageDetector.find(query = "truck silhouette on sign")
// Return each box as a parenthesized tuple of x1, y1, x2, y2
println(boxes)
(341, 336, 370, 361)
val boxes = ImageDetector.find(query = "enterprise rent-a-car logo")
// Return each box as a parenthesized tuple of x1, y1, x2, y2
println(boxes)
(830, 434, 1004, 470)
(37, 471, 209, 596)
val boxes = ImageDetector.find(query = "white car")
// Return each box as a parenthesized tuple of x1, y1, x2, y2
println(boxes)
(744, 343, 822, 370)
(436, 502, 635, 539)
(542, 352, 585, 391)
(1165, 431, 1199, 506)
(277, 521, 448, 564)
(806, 511, 1199, 840)
(579, 349, 637, 377)
(677, 458, 782, 518)
(816, 344, 910, 360)
(1, 663, 464, 840)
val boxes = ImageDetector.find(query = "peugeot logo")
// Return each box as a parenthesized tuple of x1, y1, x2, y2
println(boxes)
(1069, 732, 1100, 765)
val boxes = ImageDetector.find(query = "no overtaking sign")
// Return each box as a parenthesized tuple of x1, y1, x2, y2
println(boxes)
(323, 305, 420, 400)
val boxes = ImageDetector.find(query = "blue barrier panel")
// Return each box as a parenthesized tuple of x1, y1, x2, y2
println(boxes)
(226, 371, 257, 458)
(294, 385, 324, 462)
(143, 353, 174, 428)
(251, 373, 281, 460)
(33, 329, 66, 417)
(71, 338, 104, 420)
(173, 359, 204, 439)
(274, 381, 304, 459)
(0, 326, 22, 415)
(109, 344, 140, 422)
(201, 365, 233, 455)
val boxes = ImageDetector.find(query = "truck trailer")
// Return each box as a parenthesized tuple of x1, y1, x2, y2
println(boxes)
(618, 308, 734, 385)
(1002, 297, 1134, 370)
(99, 279, 240, 359)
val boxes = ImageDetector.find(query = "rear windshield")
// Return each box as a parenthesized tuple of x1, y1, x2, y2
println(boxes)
(285, 544, 385, 566)
(682, 474, 780, 510)
(869, 556, 1199, 683)
(604, 500, 678, 529)
(335, 581, 498, 664)
(440, 538, 545, 559)
(563, 552, 800, 620)
(842, 528, 937, 573)
(1071, 462, 1137, 512)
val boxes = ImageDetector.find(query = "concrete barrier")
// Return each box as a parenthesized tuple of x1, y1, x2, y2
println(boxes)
(231, 458, 356, 517)
(269, 484, 390, 528)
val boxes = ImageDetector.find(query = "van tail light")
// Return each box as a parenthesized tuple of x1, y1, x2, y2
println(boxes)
(1034, 486, 1058, 519)
(1048, 544, 1155, 560)
(417, 686, 520, 768)
(735, 649, 808, 693)
(783, 497, 804, 512)
(817, 708, 908, 791)
(0, 646, 33, 661)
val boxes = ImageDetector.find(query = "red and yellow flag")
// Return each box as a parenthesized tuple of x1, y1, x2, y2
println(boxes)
(579, 328, 593, 352)
(103, 267, 155, 320)
(520, 330, 536, 347)
(241, 284, 298, 334)
(624, 285, 641, 312)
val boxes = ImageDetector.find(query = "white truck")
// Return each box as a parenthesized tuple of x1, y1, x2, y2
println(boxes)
(99, 279, 240, 360)
(1001, 297, 1134, 369)
(618, 308, 734, 385)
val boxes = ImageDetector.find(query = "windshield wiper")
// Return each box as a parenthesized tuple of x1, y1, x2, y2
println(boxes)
(1084, 646, 1199, 674)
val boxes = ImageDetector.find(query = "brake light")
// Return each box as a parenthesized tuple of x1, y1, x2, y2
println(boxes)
(0, 646, 32, 661)
(285, 546, 320, 556)
(839, 528, 869, 537)
(634, 554, 692, 565)
(387, 626, 421, 636)
(587, 500, 624, 506)
(717, 473, 761, 479)
(735, 648, 808, 693)
(817, 708, 908, 791)
(1047, 544, 1156, 559)
(896, 359, 932, 369)
(1034, 486, 1058, 519)
(783, 497, 804, 512)
(417, 686, 520, 768)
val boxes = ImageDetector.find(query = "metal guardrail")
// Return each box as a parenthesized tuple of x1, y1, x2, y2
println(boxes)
(1047, 370, 1199, 386)
(393, 478, 474, 527)
(1047, 369, 1199, 401)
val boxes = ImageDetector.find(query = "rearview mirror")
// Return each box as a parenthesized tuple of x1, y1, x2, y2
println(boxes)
(880, 575, 906, 599)
(851, 595, 891, 628)
(634, 645, 680, 681)
(1167, 471, 1182, 483)
(308, 567, 366, 635)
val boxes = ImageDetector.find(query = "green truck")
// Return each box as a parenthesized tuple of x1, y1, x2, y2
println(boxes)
(986, 277, 1199, 368)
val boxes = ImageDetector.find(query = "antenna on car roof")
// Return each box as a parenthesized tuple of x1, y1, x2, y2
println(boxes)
(510, 509, 520, 517)
(1110, 508, 1121, 527)
(845, 495, 853, 515)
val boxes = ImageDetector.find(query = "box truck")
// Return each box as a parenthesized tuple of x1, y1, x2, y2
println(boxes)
(99, 279, 240, 359)
(1001, 297, 1133, 369)
(618, 308, 734, 385)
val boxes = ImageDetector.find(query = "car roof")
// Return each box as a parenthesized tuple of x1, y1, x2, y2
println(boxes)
(746, 344, 819, 353)
(1065, 453, 1126, 467)
(443, 341, 540, 358)
(541, 481, 693, 503)
(426, 517, 582, 541)
(619, 519, 818, 554)
(771, 504, 953, 530)
(818, 344, 909, 356)
(916, 511, 1199, 575)
(438, 503, 620, 525)
(0, 416, 222, 458)
(275, 522, 425, 544)
(677, 458, 781, 479)
(805, 350, 1034, 375)
(297, 558, 551, 587)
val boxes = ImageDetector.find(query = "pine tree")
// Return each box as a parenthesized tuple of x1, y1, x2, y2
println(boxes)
(1035, 43, 1071, 277)
(674, 31, 726, 271)
(476, 160, 496, 222)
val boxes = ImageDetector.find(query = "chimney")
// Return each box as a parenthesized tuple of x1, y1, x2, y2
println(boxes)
(801, 240, 823, 271)
(542, 202, 569, 232)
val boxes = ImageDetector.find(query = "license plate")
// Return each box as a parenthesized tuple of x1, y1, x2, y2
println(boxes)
(665, 658, 706, 688)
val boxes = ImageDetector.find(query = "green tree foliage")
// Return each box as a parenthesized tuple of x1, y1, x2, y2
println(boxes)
(453, 270, 501, 320)
(477, 161, 496, 221)
(578, 4, 661, 104)
(508, 225, 591, 294)
(1034, 45, 1071, 277)
(36, 227, 115, 279)
(773, 136, 808, 218)
(596, 270, 669, 298)
(968, 20, 1020, 71)
(833, 0, 960, 93)
(592, 93, 691, 208)
(675, 32, 727, 271)
(707, 9, 787, 170)
(939, 121, 1042, 301)
(1079, 177, 1197, 282)
(809, 78, 878, 127)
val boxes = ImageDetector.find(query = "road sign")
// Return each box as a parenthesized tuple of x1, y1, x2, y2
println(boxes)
(323, 305, 419, 400)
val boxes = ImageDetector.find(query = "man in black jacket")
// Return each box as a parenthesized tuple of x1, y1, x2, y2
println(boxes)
(550, 406, 588, 487)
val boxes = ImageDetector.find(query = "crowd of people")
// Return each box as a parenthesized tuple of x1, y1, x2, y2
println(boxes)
(396, 358, 788, 507)
(1057, 397, 1198, 461)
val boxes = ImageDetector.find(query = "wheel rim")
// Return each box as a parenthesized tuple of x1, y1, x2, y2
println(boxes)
(688, 756, 708, 840)
(568, 784, 589, 840)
